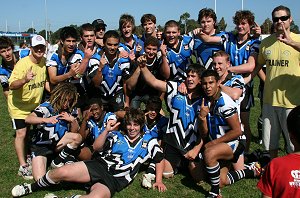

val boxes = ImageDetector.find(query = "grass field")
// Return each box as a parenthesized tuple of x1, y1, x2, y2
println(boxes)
(0, 77, 278, 198)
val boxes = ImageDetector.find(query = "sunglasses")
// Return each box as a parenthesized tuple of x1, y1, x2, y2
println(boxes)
(96, 27, 106, 31)
(272, 15, 290, 23)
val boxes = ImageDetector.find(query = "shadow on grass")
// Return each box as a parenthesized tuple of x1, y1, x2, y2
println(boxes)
(180, 171, 208, 197)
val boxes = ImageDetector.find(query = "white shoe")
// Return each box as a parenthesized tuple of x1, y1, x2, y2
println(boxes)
(18, 165, 33, 180)
(141, 173, 155, 189)
(44, 193, 58, 198)
(11, 183, 32, 197)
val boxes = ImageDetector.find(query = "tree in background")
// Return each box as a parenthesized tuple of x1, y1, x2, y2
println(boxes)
(26, 28, 36, 34)
(217, 17, 227, 32)
(290, 21, 300, 34)
(179, 12, 190, 34)
(260, 18, 272, 34)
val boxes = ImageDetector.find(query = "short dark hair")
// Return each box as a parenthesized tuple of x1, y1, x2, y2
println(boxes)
(146, 96, 162, 113)
(164, 20, 180, 32)
(88, 97, 103, 108)
(144, 36, 160, 48)
(201, 69, 220, 81)
(272, 5, 291, 18)
(0, 36, 14, 50)
(60, 26, 78, 41)
(80, 23, 95, 36)
(103, 30, 120, 43)
(186, 64, 206, 79)
(198, 8, 217, 23)
(141, 14, 156, 24)
(287, 106, 300, 144)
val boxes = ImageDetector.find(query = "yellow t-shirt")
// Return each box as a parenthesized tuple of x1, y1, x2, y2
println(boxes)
(7, 56, 47, 119)
(258, 33, 300, 108)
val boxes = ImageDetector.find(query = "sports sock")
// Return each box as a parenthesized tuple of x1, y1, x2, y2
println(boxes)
(53, 144, 76, 165)
(206, 162, 220, 195)
(31, 171, 58, 191)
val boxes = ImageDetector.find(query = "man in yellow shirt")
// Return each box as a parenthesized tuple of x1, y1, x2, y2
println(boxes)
(255, 5, 300, 159)
(7, 35, 48, 179)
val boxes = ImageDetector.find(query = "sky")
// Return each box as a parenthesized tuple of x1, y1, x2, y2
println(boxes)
(0, 0, 299, 33)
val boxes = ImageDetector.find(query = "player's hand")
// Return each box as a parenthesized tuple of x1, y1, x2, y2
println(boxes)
(45, 115, 60, 124)
(193, 28, 203, 36)
(119, 50, 129, 58)
(25, 66, 36, 83)
(184, 149, 198, 160)
(277, 23, 292, 45)
(160, 40, 167, 57)
(69, 61, 80, 77)
(105, 120, 120, 132)
(60, 112, 77, 123)
(136, 43, 142, 53)
(153, 182, 167, 192)
(199, 98, 209, 119)
(252, 22, 261, 38)
(83, 107, 93, 121)
(84, 44, 96, 59)
(99, 52, 108, 69)
(137, 55, 147, 68)
(178, 82, 187, 95)
(129, 50, 136, 61)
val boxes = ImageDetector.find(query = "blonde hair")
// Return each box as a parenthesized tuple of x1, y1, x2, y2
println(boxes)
(49, 82, 78, 113)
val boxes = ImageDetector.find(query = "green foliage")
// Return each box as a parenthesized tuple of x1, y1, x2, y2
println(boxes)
(260, 18, 273, 34)
(217, 17, 227, 32)
(290, 21, 300, 34)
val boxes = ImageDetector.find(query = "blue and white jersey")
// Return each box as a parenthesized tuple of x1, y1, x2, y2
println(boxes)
(206, 91, 240, 141)
(190, 31, 227, 70)
(91, 51, 131, 99)
(18, 48, 30, 59)
(225, 33, 260, 68)
(223, 73, 245, 107)
(166, 35, 194, 81)
(87, 112, 117, 142)
(71, 44, 102, 78)
(46, 47, 78, 77)
(95, 131, 163, 188)
(165, 81, 201, 154)
(143, 115, 168, 139)
(119, 34, 144, 56)
(31, 102, 77, 145)
(0, 63, 13, 88)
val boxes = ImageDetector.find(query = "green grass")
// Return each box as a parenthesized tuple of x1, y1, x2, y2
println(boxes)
(0, 77, 282, 198)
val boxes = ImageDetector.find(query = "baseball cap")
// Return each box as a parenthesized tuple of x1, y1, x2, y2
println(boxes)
(92, 19, 107, 27)
(31, 35, 46, 47)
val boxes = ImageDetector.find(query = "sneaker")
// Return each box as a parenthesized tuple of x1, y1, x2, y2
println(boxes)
(11, 183, 32, 197)
(18, 165, 33, 180)
(141, 173, 155, 189)
(249, 162, 262, 177)
(44, 193, 58, 198)
(51, 160, 64, 169)
(206, 191, 222, 198)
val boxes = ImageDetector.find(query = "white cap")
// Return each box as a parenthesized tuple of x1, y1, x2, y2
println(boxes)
(31, 35, 46, 47)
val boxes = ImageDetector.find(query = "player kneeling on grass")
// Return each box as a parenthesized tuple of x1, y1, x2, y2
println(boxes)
(25, 82, 81, 181)
(12, 108, 167, 197)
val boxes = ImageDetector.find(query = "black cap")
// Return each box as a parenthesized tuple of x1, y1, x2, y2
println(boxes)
(92, 19, 107, 27)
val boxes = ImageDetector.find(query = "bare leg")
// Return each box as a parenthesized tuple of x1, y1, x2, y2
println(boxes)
(80, 182, 111, 198)
(15, 127, 27, 166)
(32, 156, 47, 180)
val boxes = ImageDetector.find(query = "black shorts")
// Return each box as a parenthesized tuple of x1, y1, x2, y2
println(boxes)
(232, 139, 246, 163)
(11, 119, 28, 130)
(102, 90, 124, 112)
(84, 160, 121, 196)
(30, 144, 57, 162)
(163, 144, 200, 174)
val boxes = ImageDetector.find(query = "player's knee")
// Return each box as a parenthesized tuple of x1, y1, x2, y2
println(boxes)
(71, 133, 82, 146)
(203, 148, 216, 164)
